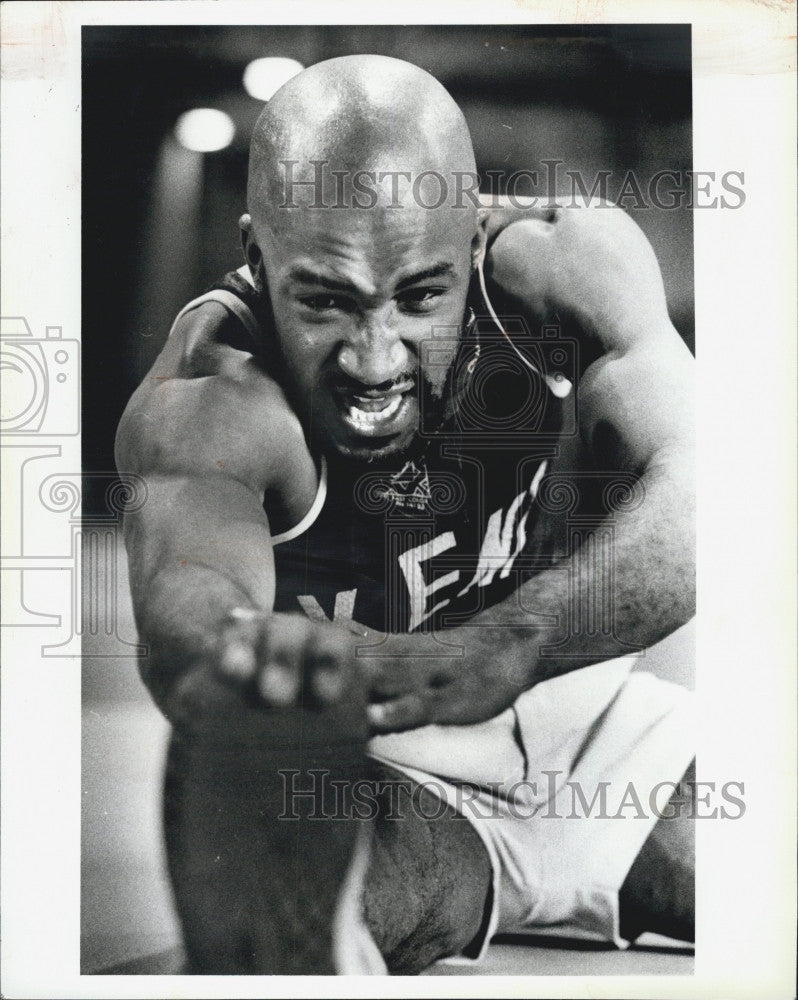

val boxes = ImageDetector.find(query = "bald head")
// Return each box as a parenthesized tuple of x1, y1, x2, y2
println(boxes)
(247, 55, 478, 231)
(238, 57, 485, 462)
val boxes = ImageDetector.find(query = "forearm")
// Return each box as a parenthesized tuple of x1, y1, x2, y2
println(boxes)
(133, 563, 261, 717)
(470, 455, 695, 686)
(116, 468, 278, 715)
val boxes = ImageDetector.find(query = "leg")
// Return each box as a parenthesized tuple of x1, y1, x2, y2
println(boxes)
(163, 662, 371, 974)
(618, 758, 695, 943)
(363, 764, 492, 974)
(163, 663, 491, 975)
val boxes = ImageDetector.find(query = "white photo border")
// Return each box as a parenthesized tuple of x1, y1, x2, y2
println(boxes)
(1, 2, 795, 997)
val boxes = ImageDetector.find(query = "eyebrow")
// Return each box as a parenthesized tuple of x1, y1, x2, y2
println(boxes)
(395, 263, 455, 291)
(286, 262, 455, 297)
(287, 266, 367, 296)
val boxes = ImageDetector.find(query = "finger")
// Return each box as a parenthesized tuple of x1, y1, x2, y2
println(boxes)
(256, 614, 310, 706)
(227, 606, 261, 630)
(218, 639, 257, 681)
(258, 661, 301, 706)
(309, 658, 345, 704)
(361, 662, 413, 699)
(367, 693, 430, 733)
(257, 612, 311, 665)
(217, 607, 261, 681)
(305, 628, 351, 705)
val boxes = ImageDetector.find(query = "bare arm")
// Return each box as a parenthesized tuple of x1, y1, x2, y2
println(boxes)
(116, 305, 295, 715)
(480, 317, 695, 678)
(477, 201, 695, 668)
(366, 203, 695, 729)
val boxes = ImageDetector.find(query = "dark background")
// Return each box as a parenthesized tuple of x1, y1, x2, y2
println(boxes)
(82, 24, 692, 514)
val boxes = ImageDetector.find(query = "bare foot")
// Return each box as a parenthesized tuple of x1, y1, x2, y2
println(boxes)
(163, 610, 383, 974)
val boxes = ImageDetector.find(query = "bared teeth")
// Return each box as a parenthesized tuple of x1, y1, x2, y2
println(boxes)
(351, 394, 393, 413)
(346, 395, 402, 425)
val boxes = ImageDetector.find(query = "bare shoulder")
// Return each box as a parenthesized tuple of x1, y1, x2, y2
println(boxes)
(115, 300, 308, 498)
(480, 193, 693, 464)
(482, 194, 677, 355)
(481, 191, 648, 244)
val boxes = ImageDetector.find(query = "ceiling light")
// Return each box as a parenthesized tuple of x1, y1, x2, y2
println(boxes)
(174, 108, 235, 153)
(243, 57, 304, 101)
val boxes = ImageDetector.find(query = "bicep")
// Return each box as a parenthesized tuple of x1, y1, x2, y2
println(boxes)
(115, 372, 285, 616)
(578, 328, 694, 474)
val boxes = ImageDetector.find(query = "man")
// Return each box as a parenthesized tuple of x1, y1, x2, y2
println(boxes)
(116, 55, 695, 974)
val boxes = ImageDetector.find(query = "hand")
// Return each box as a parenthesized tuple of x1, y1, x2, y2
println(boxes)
(216, 610, 535, 735)
(215, 608, 362, 710)
(360, 625, 534, 733)
(481, 197, 671, 346)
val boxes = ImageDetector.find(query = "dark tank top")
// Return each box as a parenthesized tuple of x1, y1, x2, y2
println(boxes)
(192, 267, 575, 636)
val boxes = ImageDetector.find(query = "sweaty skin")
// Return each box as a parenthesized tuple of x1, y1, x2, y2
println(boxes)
(116, 55, 696, 969)
(242, 56, 482, 463)
(117, 54, 695, 731)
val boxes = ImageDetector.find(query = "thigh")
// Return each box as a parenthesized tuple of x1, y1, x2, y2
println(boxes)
(619, 758, 695, 942)
(363, 762, 493, 974)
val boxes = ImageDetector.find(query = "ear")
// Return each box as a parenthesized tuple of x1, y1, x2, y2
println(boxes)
(239, 213, 265, 291)
(470, 207, 490, 273)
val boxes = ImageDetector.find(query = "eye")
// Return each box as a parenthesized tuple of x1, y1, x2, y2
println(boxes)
(298, 294, 355, 314)
(397, 287, 446, 314)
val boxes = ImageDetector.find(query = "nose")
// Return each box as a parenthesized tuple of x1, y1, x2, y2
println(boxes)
(336, 313, 410, 387)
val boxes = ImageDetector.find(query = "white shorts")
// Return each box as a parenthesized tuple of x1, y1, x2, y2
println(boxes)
(369, 656, 695, 962)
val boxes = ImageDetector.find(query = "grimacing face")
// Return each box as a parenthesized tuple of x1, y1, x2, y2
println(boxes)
(246, 201, 480, 462)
